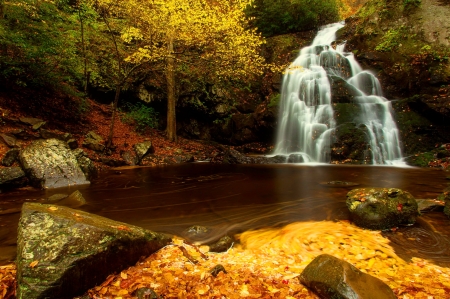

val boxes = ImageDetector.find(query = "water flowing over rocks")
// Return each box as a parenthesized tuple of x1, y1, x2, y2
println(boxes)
(346, 188, 419, 230)
(300, 254, 396, 299)
(19, 138, 89, 189)
(16, 203, 172, 299)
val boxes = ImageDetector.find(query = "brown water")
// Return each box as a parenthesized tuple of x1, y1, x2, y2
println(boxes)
(1, 163, 449, 266)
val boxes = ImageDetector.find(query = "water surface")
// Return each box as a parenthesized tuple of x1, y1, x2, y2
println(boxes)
(1, 164, 449, 266)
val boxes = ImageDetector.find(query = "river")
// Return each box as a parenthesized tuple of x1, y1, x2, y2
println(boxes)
(1, 163, 449, 267)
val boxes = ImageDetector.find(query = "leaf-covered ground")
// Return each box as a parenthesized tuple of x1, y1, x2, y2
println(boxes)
(81, 221, 450, 299)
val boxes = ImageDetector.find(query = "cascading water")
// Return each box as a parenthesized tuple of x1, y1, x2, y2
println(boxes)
(274, 22, 404, 165)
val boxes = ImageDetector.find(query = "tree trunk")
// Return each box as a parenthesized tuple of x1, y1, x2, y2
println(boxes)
(106, 85, 121, 149)
(166, 37, 177, 142)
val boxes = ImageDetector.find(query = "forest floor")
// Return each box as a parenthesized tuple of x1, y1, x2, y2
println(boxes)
(0, 89, 230, 173)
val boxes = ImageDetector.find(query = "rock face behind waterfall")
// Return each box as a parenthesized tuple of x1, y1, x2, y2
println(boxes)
(346, 188, 419, 230)
(19, 138, 89, 189)
(16, 203, 172, 299)
(339, 0, 450, 157)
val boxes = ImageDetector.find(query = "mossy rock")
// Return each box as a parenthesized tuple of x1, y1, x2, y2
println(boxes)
(346, 187, 419, 230)
(17, 203, 171, 299)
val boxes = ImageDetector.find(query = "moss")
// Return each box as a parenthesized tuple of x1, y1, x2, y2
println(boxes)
(268, 93, 280, 108)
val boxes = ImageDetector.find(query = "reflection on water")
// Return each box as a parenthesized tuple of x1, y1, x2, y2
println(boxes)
(0, 163, 449, 266)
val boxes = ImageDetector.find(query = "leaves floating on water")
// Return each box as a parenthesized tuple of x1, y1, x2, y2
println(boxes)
(72, 221, 450, 298)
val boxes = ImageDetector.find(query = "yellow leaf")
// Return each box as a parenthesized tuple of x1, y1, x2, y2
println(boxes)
(120, 272, 127, 280)
(29, 260, 39, 268)
(48, 206, 58, 211)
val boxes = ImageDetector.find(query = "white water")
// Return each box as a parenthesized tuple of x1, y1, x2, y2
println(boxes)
(274, 22, 404, 165)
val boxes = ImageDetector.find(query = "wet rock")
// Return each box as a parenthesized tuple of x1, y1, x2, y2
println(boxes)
(329, 75, 363, 104)
(0, 167, 28, 191)
(19, 139, 89, 189)
(53, 190, 86, 208)
(217, 148, 285, 164)
(73, 149, 97, 180)
(0, 133, 17, 148)
(46, 193, 68, 203)
(346, 188, 419, 230)
(2, 148, 20, 166)
(121, 151, 138, 166)
(300, 254, 396, 299)
(210, 264, 227, 277)
(134, 141, 154, 163)
(208, 235, 234, 253)
(173, 155, 195, 164)
(82, 131, 104, 152)
(16, 203, 172, 299)
(287, 153, 304, 163)
(438, 188, 450, 218)
(182, 225, 211, 242)
(101, 157, 128, 167)
(416, 199, 445, 213)
(31, 121, 46, 131)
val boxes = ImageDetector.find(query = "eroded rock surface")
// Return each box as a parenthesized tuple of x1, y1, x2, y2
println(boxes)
(300, 254, 396, 299)
(19, 139, 89, 189)
(347, 187, 419, 230)
(17, 203, 172, 299)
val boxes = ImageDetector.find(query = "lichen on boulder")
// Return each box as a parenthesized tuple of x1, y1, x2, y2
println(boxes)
(19, 138, 89, 189)
(346, 187, 419, 230)
(16, 203, 172, 299)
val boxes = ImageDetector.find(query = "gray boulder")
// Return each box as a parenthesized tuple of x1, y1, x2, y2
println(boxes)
(347, 188, 419, 230)
(0, 166, 28, 191)
(72, 149, 96, 180)
(300, 254, 396, 299)
(134, 141, 154, 163)
(1, 148, 20, 166)
(19, 139, 89, 189)
(82, 131, 104, 152)
(16, 203, 172, 299)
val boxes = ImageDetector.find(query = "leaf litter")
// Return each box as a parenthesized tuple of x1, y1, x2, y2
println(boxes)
(83, 220, 450, 299)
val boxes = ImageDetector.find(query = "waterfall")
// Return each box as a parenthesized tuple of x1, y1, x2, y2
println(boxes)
(274, 22, 404, 165)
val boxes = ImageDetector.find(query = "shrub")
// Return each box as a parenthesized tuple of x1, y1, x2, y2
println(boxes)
(245, 0, 341, 37)
(121, 102, 159, 132)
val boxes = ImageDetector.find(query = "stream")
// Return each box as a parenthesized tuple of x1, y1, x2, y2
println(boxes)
(1, 163, 450, 267)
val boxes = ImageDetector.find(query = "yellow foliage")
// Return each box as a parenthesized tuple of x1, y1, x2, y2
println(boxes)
(96, 0, 267, 82)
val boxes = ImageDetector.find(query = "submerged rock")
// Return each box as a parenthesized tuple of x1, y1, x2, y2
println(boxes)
(16, 203, 172, 299)
(208, 235, 234, 253)
(346, 187, 419, 230)
(300, 254, 396, 299)
(19, 139, 89, 189)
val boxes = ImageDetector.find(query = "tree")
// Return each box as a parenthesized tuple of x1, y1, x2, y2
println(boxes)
(109, 0, 267, 142)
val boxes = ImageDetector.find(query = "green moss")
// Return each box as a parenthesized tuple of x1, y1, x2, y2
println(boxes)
(268, 93, 280, 108)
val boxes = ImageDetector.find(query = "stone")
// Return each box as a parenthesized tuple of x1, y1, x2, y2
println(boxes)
(72, 149, 96, 180)
(0, 133, 17, 147)
(133, 288, 160, 299)
(16, 203, 172, 299)
(208, 235, 234, 253)
(0, 167, 28, 191)
(1, 148, 20, 166)
(19, 117, 44, 126)
(82, 131, 104, 152)
(300, 254, 396, 299)
(438, 188, 450, 218)
(346, 188, 419, 230)
(52, 190, 86, 208)
(121, 150, 137, 166)
(19, 138, 89, 189)
(134, 141, 154, 163)
(182, 225, 212, 242)
(67, 138, 78, 149)
(31, 121, 46, 131)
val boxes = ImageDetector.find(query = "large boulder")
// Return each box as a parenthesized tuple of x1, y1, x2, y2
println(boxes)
(72, 148, 97, 180)
(346, 187, 419, 230)
(300, 254, 396, 299)
(134, 141, 154, 163)
(0, 167, 28, 192)
(19, 139, 89, 189)
(16, 203, 172, 299)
